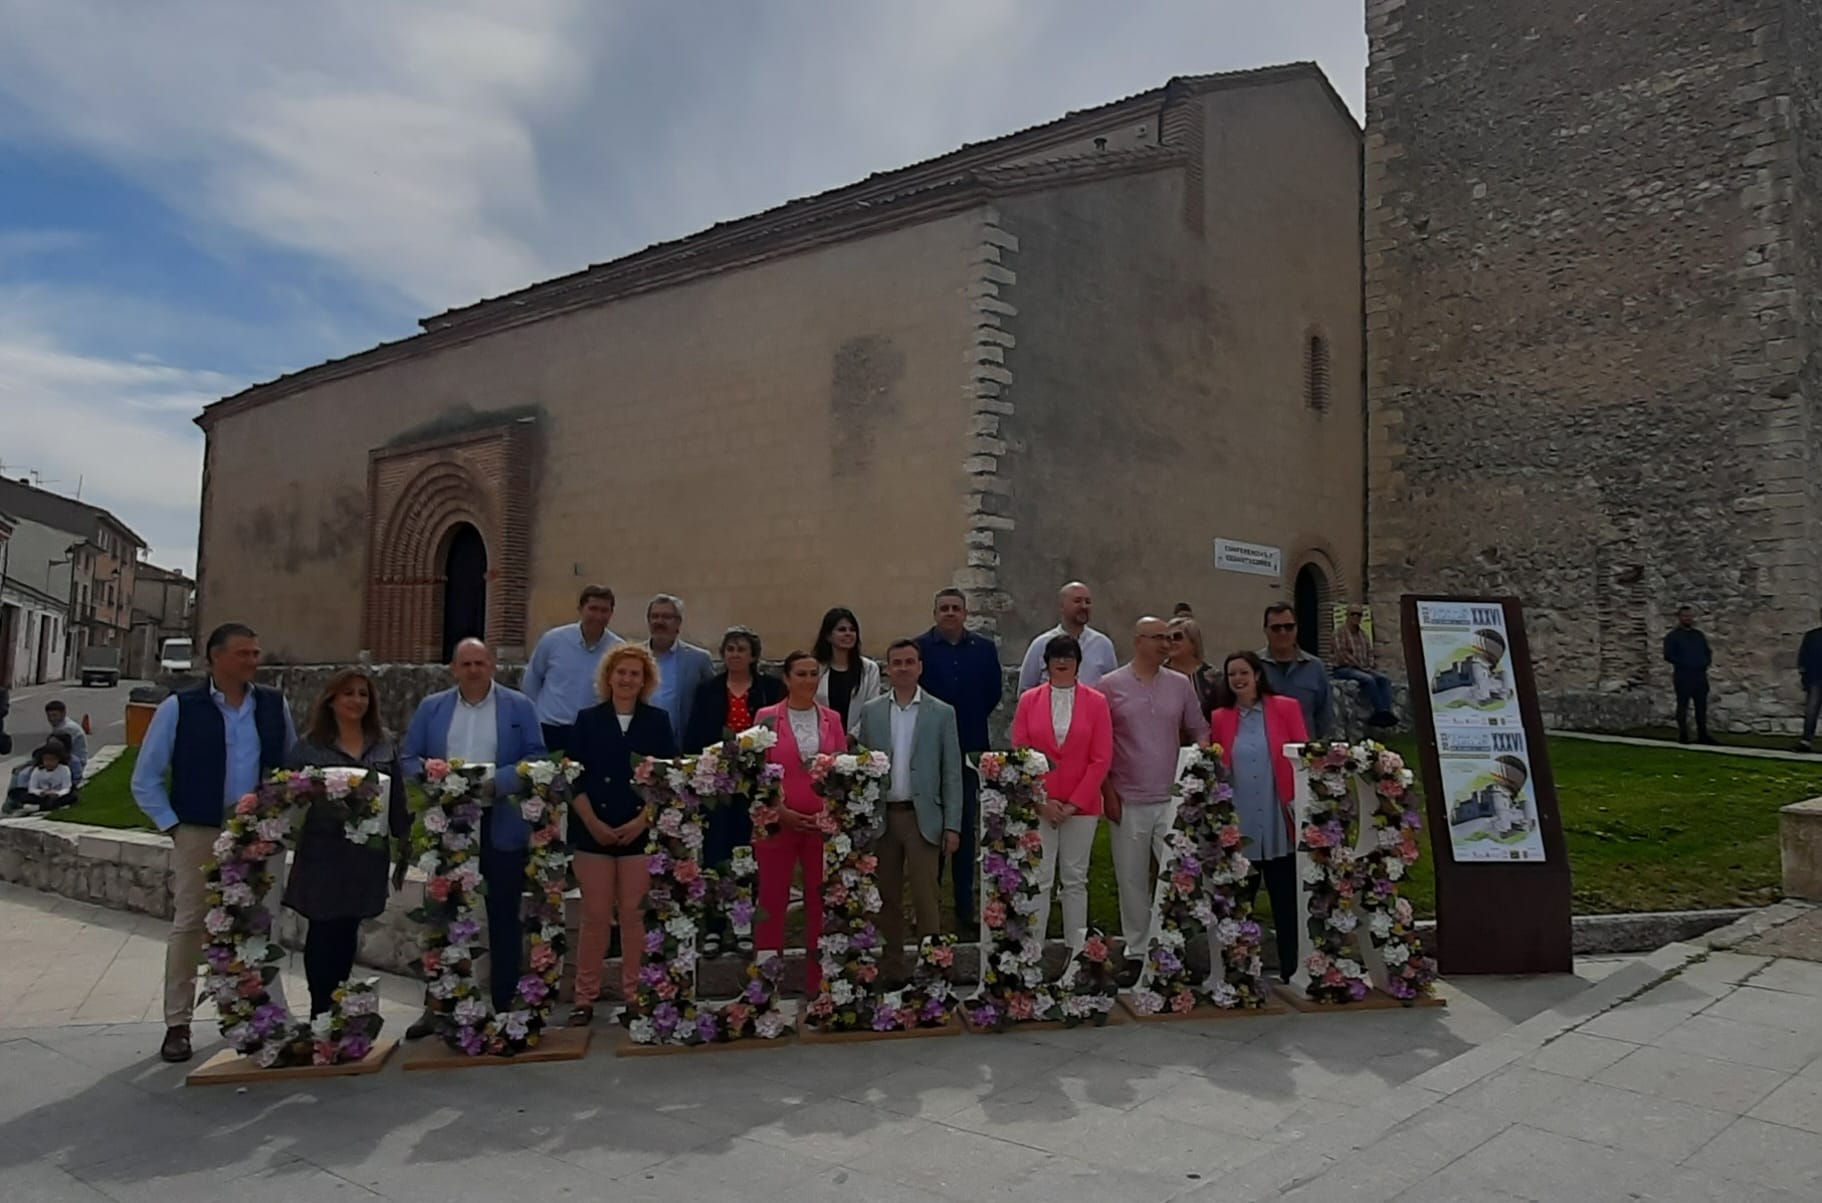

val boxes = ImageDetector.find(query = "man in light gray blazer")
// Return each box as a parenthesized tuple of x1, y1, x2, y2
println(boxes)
(646, 593, 717, 749)
(856, 638, 964, 985)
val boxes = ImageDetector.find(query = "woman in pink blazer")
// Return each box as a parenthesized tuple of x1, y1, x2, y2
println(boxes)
(754, 651, 848, 995)
(1209, 650, 1309, 983)
(1010, 633, 1112, 953)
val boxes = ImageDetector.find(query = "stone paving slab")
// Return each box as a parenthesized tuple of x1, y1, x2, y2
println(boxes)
(8, 882, 1822, 1201)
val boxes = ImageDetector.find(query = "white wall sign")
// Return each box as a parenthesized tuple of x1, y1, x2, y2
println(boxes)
(1213, 538, 1282, 578)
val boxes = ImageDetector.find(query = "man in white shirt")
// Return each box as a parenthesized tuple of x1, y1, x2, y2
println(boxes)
(1018, 581, 1119, 690)
(856, 639, 964, 986)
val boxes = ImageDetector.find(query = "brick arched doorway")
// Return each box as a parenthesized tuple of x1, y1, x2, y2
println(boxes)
(362, 424, 532, 662)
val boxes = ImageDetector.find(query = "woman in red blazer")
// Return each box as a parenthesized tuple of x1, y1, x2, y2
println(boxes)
(1010, 633, 1112, 953)
(1209, 650, 1309, 983)
(754, 651, 849, 995)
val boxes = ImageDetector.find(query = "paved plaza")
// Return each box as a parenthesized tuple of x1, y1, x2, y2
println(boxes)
(3, 884, 1822, 1201)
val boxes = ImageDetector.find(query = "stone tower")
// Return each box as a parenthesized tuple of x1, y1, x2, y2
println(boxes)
(1364, 0, 1821, 730)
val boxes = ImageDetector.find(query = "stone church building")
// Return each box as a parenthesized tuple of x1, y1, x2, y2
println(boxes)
(1364, 0, 1821, 729)
(195, 63, 1365, 668)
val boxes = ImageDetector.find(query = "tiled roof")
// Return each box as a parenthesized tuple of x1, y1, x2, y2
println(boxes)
(198, 61, 1350, 427)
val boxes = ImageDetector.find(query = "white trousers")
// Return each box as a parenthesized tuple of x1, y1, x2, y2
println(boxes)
(1033, 814, 1099, 953)
(1111, 798, 1180, 963)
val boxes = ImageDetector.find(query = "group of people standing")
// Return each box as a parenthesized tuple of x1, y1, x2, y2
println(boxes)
(126, 577, 1367, 1063)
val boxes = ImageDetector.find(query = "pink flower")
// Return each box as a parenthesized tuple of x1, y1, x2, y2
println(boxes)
(1008, 995, 1035, 1021)
(422, 950, 442, 973)
(234, 794, 259, 816)
(983, 901, 1007, 929)
(425, 759, 450, 782)
(426, 877, 451, 901)
(1082, 935, 1110, 962)
(931, 944, 955, 967)
(1170, 990, 1196, 1014)
(1219, 826, 1242, 848)
(656, 979, 677, 1000)
(675, 860, 701, 884)
(530, 944, 557, 971)
(1301, 824, 1330, 849)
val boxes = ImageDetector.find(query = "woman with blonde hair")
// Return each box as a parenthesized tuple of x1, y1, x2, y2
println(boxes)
(1168, 615, 1232, 720)
(285, 669, 409, 1016)
(567, 642, 677, 1025)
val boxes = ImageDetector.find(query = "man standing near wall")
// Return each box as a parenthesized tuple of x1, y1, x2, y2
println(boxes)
(1662, 605, 1714, 745)
(521, 585, 621, 753)
(856, 639, 963, 986)
(1018, 581, 1119, 690)
(399, 637, 545, 1037)
(915, 587, 1003, 933)
(1260, 602, 1334, 739)
(1100, 616, 1209, 986)
(1330, 606, 1398, 728)
(644, 593, 714, 749)
(130, 622, 297, 1063)
(1796, 610, 1822, 753)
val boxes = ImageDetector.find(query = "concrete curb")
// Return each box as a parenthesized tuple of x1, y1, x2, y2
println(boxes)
(1551, 729, 1820, 762)
(1701, 898, 1818, 949)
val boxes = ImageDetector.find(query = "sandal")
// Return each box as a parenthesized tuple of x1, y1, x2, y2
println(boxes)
(702, 933, 723, 959)
(567, 1005, 595, 1027)
(735, 935, 755, 955)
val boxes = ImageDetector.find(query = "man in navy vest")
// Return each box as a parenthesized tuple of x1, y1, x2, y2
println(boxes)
(400, 637, 546, 1037)
(132, 622, 296, 1063)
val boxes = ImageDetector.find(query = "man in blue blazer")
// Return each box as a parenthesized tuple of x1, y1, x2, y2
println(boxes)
(644, 593, 716, 748)
(399, 638, 546, 1036)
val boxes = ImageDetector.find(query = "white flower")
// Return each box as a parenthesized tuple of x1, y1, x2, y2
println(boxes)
(204, 907, 233, 935)
(340, 989, 379, 1018)
(243, 937, 272, 964)
(865, 751, 890, 776)
(1382, 941, 1411, 967)
(981, 791, 1007, 817)
(322, 769, 357, 799)
(255, 817, 289, 843)
(1210, 982, 1239, 1009)
(830, 834, 852, 858)
(1336, 958, 1363, 979)
(1385, 859, 1406, 882)
(423, 808, 449, 834)
(831, 980, 855, 1005)
(755, 1011, 786, 1039)
(1368, 912, 1394, 940)
(1377, 828, 1404, 850)
(221, 883, 255, 907)
(1128, 989, 1164, 1014)
(665, 916, 698, 941)
(1301, 862, 1327, 885)
(310, 1014, 335, 1041)
(1215, 919, 1242, 946)
(255, 1044, 283, 1068)
(1330, 909, 1358, 933)
(1157, 928, 1185, 950)
(213, 832, 237, 858)
(527, 760, 557, 786)
(821, 933, 850, 957)
(628, 1018, 656, 1044)
(454, 997, 489, 1026)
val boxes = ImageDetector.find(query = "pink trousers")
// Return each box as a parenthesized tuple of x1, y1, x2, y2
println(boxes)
(573, 852, 647, 1003)
(755, 827, 824, 994)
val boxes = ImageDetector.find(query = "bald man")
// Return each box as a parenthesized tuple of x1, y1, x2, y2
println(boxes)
(399, 638, 547, 1036)
(1099, 616, 1209, 985)
(1018, 581, 1120, 690)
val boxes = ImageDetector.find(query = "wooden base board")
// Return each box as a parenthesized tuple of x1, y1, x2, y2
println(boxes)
(958, 1002, 1128, 1034)
(1271, 982, 1447, 1013)
(186, 1036, 398, 1086)
(400, 1025, 592, 1070)
(799, 1015, 962, 1044)
(614, 1031, 798, 1058)
(1118, 994, 1287, 1023)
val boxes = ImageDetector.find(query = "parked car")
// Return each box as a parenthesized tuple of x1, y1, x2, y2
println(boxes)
(159, 637, 194, 674)
(79, 647, 121, 688)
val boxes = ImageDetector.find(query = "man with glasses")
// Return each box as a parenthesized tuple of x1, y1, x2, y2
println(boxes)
(1260, 602, 1334, 738)
(1100, 616, 1209, 985)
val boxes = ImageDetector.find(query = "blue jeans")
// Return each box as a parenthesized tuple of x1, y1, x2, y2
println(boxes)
(1334, 666, 1394, 715)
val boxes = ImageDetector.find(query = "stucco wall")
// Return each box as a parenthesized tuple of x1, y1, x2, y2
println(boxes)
(1365, 0, 1818, 730)
(993, 77, 1365, 663)
(198, 214, 980, 663)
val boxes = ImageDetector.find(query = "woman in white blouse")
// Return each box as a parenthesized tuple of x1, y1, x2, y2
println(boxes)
(1009, 634, 1113, 953)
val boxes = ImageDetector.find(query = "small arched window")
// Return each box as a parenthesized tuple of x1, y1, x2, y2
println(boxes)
(1304, 329, 1331, 412)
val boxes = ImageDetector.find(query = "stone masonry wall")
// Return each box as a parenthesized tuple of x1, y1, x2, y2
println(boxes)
(1365, 0, 1818, 732)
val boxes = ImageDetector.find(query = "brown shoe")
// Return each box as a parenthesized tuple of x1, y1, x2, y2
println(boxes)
(567, 1005, 594, 1027)
(160, 1024, 193, 1063)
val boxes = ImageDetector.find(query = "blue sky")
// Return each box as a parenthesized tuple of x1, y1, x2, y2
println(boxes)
(0, 0, 1365, 574)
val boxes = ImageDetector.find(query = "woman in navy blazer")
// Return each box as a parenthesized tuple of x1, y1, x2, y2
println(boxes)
(567, 644, 678, 1025)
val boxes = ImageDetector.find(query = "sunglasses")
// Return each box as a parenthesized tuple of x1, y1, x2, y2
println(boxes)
(1267, 622, 1297, 633)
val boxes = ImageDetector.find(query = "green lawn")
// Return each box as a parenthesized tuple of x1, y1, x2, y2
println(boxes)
(45, 747, 153, 830)
(45, 735, 1822, 922)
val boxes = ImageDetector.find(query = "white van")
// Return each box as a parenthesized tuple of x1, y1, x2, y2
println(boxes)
(159, 637, 194, 674)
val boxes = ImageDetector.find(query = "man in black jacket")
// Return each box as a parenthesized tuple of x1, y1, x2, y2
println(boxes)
(1662, 606, 1714, 745)
(1797, 610, 1822, 752)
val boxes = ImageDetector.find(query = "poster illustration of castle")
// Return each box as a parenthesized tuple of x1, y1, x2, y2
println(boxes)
(1436, 727, 1546, 863)
(1415, 601, 1521, 728)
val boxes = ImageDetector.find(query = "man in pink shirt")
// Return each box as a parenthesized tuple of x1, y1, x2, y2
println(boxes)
(1100, 615, 1210, 987)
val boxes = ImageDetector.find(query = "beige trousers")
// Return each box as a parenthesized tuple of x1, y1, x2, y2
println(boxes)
(165, 824, 289, 1027)
(875, 804, 942, 977)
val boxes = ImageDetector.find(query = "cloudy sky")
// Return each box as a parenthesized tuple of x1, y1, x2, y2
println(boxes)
(0, 0, 1364, 574)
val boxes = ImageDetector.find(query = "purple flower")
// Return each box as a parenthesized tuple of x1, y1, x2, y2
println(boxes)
(450, 919, 481, 944)
(516, 975, 550, 1004)
(640, 963, 667, 986)
(648, 851, 672, 875)
(339, 1034, 372, 1061)
(970, 1002, 1000, 1028)
(730, 898, 757, 926)
(204, 946, 233, 970)
(458, 1026, 485, 1055)
(688, 878, 708, 901)
(653, 1002, 680, 1027)
(644, 929, 665, 954)
(1347, 979, 1370, 1001)
(1156, 950, 1182, 974)
(981, 852, 1008, 877)
(695, 1013, 720, 1042)
(872, 1007, 899, 1032)
(849, 927, 876, 951)
(744, 979, 768, 1004)
(219, 861, 248, 884)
